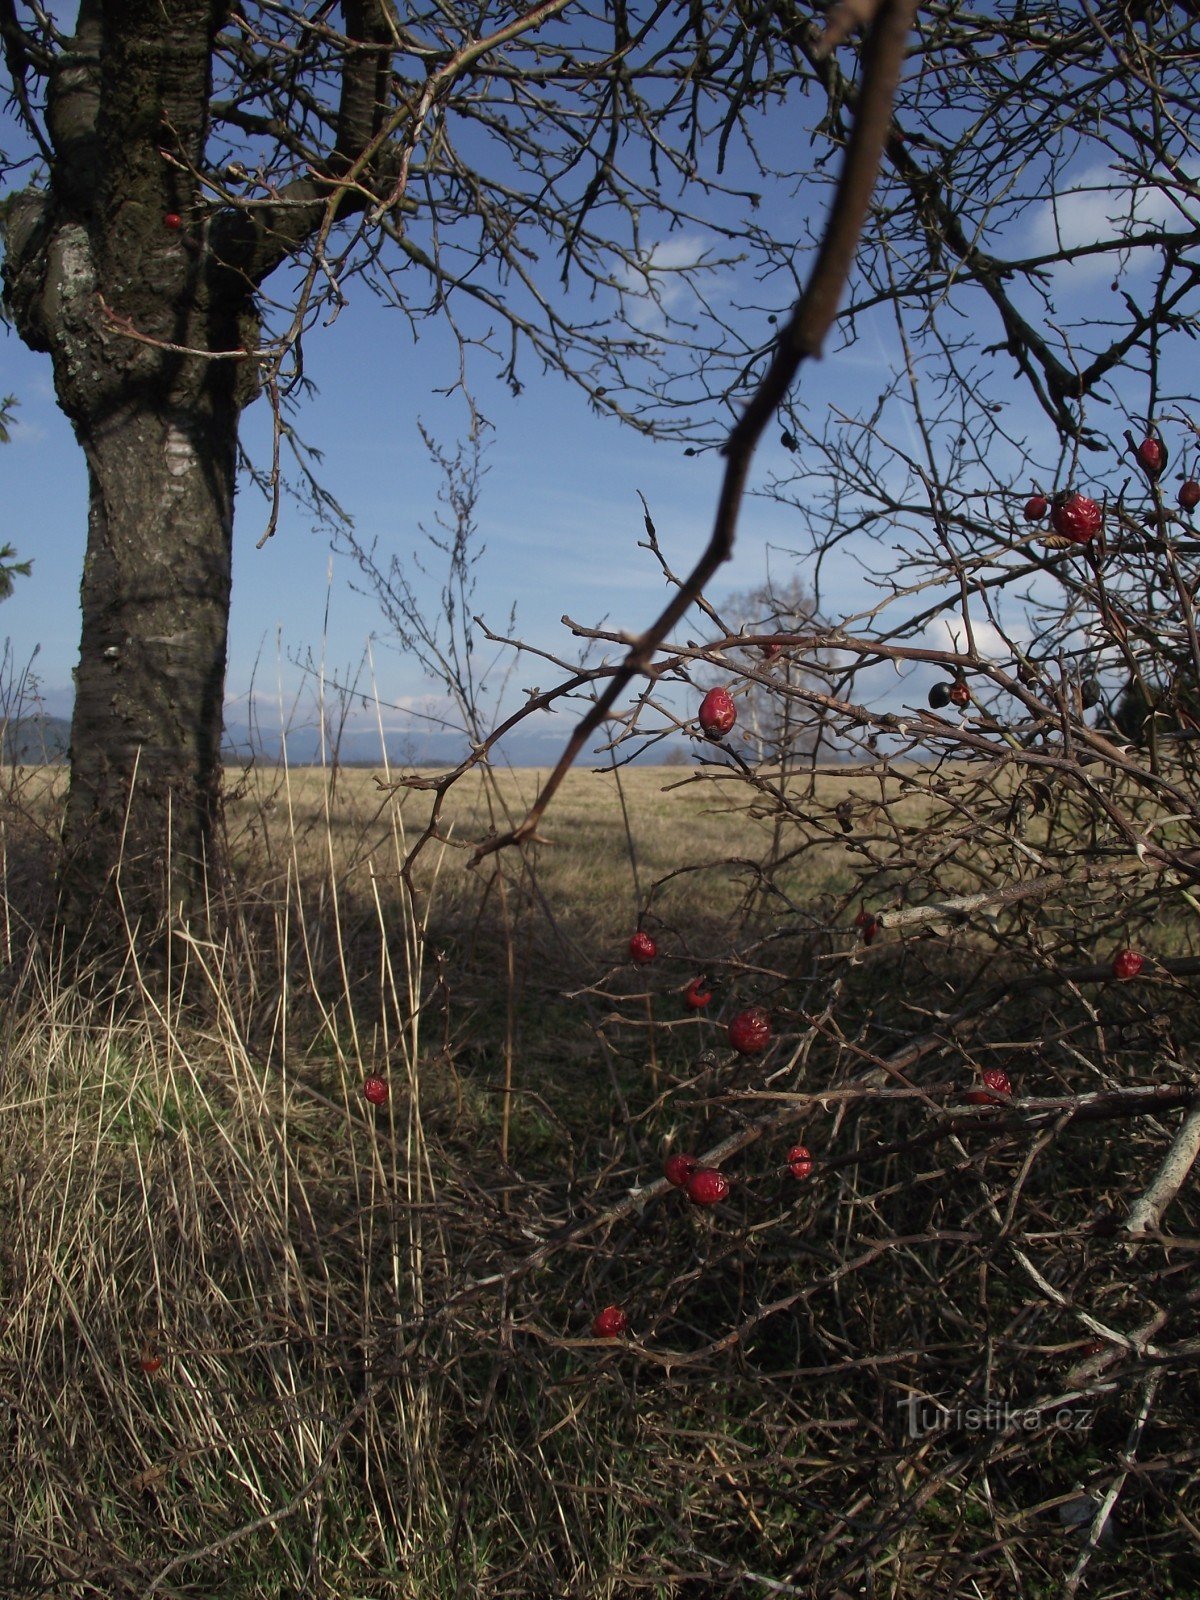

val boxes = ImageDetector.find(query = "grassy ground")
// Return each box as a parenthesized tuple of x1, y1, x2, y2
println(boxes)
(3, 759, 1199, 1598)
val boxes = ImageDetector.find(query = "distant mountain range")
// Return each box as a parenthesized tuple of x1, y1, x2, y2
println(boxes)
(3, 711, 689, 769)
(220, 718, 688, 768)
(2, 713, 71, 763)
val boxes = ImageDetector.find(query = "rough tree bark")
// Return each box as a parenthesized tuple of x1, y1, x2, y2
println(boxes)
(2, 1, 388, 947)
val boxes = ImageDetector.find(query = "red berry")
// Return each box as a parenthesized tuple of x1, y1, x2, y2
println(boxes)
(683, 976, 713, 1010)
(948, 681, 971, 708)
(698, 686, 737, 738)
(628, 930, 658, 965)
(363, 1074, 389, 1106)
(665, 1152, 698, 1187)
(1179, 479, 1200, 511)
(1079, 1338, 1106, 1357)
(727, 1007, 772, 1056)
(965, 1066, 1012, 1105)
(1023, 494, 1049, 522)
(140, 1350, 164, 1374)
(591, 1304, 628, 1338)
(164, 212, 182, 231)
(685, 1166, 729, 1206)
(1050, 492, 1102, 544)
(786, 1144, 813, 1180)
(1136, 436, 1167, 477)
(854, 909, 879, 945)
(1111, 948, 1144, 981)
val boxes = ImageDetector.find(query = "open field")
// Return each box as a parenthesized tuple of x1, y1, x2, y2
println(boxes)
(3, 758, 1200, 1597)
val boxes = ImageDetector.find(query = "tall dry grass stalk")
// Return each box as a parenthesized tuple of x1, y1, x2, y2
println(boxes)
(0, 759, 473, 1596)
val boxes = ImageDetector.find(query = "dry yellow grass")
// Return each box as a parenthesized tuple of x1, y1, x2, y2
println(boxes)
(219, 759, 882, 952)
(4, 752, 1200, 1598)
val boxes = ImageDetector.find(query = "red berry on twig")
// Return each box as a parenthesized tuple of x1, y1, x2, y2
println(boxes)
(665, 1152, 698, 1187)
(683, 976, 713, 1010)
(1136, 436, 1167, 477)
(1179, 479, 1200, 512)
(629, 930, 658, 965)
(1023, 494, 1048, 522)
(787, 1144, 813, 1180)
(1050, 492, 1102, 544)
(965, 1066, 1012, 1105)
(1111, 948, 1144, 981)
(685, 1167, 730, 1206)
(164, 212, 182, 231)
(948, 681, 971, 708)
(592, 1305, 628, 1338)
(699, 686, 737, 739)
(727, 1007, 772, 1055)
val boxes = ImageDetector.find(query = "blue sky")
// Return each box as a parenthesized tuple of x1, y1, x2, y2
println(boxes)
(0, 11, 857, 752)
(2, 27, 1192, 760)
(0, 226, 883, 737)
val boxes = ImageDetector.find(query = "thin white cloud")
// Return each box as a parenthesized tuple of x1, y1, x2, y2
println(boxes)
(615, 233, 717, 329)
(6, 416, 47, 446)
(1027, 163, 1186, 282)
(923, 615, 1020, 661)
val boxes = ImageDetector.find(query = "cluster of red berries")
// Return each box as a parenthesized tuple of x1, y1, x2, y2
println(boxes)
(1023, 489, 1103, 541)
(627, 930, 772, 1042)
(1021, 436, 1200, 535)
(591, 1139, 817, 1336)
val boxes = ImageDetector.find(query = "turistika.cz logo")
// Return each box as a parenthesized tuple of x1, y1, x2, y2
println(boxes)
(897, 1396, 1094, 1440)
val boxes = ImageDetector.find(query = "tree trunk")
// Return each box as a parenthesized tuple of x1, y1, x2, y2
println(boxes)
(4, 194, 250, 951)
(60, 394, 236, 944)
(0, 1, 391, 961)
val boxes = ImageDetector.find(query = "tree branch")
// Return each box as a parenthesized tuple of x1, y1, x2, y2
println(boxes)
(472, 0, 920, 865)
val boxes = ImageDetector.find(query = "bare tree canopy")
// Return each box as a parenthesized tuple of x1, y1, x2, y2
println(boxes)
(2, 0, 1199, 948)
